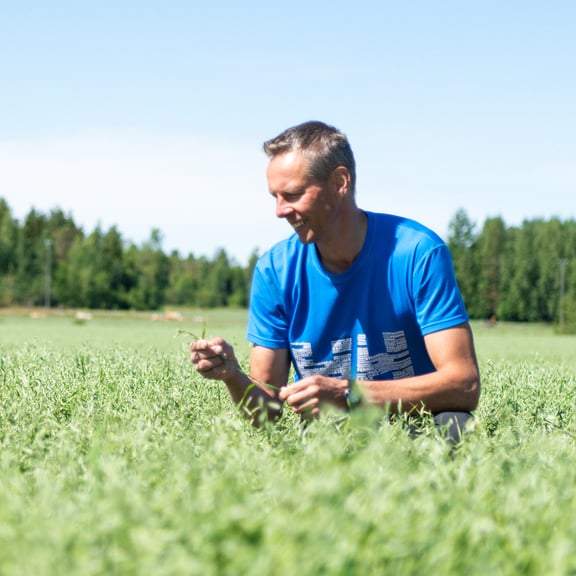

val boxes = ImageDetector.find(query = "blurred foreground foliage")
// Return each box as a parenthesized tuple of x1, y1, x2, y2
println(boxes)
(0, 316, 575, 575)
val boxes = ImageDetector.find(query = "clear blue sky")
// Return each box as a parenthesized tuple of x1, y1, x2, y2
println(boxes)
(1, 1, 575, 264)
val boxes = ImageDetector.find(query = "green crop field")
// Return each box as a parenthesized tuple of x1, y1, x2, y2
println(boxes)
(0, 309, 575, 576)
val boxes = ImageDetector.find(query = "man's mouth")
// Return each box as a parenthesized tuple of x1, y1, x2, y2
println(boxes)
(292, 221, 304, 230)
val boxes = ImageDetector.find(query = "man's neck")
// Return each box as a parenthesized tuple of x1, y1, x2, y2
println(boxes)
(316, 209, 368, 274)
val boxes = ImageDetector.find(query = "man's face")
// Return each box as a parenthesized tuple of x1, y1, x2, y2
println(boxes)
(266, 151, 341, 245)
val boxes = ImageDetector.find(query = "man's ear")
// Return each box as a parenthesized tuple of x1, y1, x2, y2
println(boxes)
(331, 166, 352, 195)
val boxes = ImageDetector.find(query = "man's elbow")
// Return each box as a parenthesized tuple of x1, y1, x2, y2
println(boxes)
(460, 369, 481, 412)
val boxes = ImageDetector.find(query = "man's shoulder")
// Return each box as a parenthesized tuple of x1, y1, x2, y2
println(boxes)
(368, 211, 446, 250)
(255, 234, 308, 281)
(258, 234, 303, 265)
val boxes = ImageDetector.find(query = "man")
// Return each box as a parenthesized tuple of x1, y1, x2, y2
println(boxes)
(191, 121, 480, 442)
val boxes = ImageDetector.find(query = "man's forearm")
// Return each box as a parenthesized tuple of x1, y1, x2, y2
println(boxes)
(223, 371, 283, 425)
(357, 369, 480, 414)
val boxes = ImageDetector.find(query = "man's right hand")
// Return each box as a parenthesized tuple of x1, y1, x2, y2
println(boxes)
(190, 337, 240, 382)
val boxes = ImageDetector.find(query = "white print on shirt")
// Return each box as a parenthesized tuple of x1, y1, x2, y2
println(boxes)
(291, 331, 414, 380)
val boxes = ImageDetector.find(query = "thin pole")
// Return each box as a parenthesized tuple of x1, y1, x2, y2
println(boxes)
(559, 259, 567, 328)
(45, 238, 52, 309)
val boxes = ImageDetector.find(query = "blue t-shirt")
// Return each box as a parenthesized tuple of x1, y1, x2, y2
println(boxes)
(247, 211, 468, 381)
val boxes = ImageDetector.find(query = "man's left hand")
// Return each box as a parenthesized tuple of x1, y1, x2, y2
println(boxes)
(279, 375, 348, 419)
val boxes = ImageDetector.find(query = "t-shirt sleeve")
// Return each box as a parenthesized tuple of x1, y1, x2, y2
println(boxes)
(413, 244, 469, 335)
(246, 261, 290, 348)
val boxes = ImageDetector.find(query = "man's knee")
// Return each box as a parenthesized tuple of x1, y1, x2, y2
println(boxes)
(433, 411, 474, 445)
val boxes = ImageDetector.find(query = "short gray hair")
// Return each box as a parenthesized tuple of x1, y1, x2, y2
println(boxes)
(263, 121, 356, 193)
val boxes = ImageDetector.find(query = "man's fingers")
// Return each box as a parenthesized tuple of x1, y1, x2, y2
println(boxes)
(282, 387, 314, 409)
(195, 353, 227, 371)
(292, 397, 319, 417)
(279, 381, 306, 401)
(191, 342, 224, 361)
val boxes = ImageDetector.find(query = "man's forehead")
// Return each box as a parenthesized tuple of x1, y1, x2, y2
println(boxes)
(267, 150, 308, 180)
(268, 149, 306, 170)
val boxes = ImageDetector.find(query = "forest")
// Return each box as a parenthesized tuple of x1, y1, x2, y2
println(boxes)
(1, 198, 575, 331)
(447, 208, 575, 330)
(0, 198, 256, 311)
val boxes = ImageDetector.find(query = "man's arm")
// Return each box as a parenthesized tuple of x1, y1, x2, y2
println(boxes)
(280, 322, 480, 416)
(191, 339, 291, 424)
(362, 322, 480, 412)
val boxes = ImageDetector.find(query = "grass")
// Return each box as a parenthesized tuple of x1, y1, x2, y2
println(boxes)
(0, 310, 575, 575)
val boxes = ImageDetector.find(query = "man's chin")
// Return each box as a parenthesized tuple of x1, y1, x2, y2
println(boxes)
(291, 223, 311, 242)
(295, 230, 314, 244)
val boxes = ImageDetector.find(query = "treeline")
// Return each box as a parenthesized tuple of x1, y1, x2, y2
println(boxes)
(0, 198, 257, 310)
(448, 209, 576, 331)
(1, 198, 575, 330)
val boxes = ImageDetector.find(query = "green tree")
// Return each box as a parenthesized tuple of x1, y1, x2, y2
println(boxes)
(447, 209, 478, 316)
(498, 223, 537, 321)
(125, 229, 170, 310)
(100, 226, 134, 309)
(196, 249, 232, 308)
(555, 221, 576, 332)
(59, 227, 105, 308)
(476, 216, 507, 320)
(15, 209, 48, 306)
(166, 251, 200, 306)
(227, 264, 249, 307)
(534, 219, 566, 322)
(0, 199, 19, 305)
(47, 208, 83, 307)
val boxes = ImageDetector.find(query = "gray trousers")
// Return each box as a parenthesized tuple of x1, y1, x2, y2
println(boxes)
(409, 411, 474, 445)
(433, 411, 474, 444)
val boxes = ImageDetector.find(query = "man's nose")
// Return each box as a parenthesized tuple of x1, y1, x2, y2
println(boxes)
(275, 196, 292, 219)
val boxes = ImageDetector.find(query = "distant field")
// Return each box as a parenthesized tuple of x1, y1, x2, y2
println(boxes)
(473, 320, 576, 368)
(0, 308, 250, 352)
(0, 309, 575, 575)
